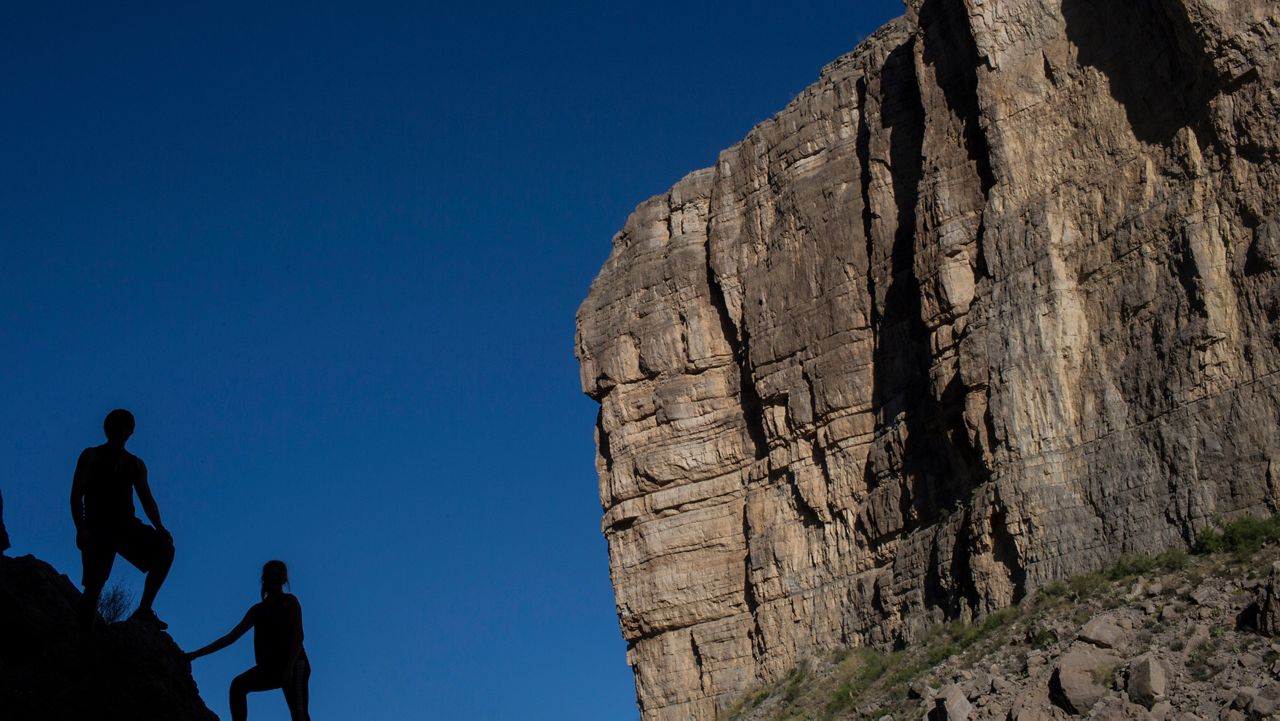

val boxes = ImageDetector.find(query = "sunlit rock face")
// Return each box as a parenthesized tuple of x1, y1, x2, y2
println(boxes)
(576, 1, 1280, 718)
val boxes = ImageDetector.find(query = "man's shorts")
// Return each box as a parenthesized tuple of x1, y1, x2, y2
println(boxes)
(80, 519, 172, 590)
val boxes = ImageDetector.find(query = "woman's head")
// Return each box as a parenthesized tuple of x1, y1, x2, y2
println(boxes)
(261, 560, 289, 599)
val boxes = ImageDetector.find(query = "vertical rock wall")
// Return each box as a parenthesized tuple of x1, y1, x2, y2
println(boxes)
(576, 2, 1280, 718)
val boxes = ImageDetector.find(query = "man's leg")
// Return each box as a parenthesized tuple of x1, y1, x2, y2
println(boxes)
(119, 520, 174, 625)
(78, 538, 113, 634)
(136, 533, 174, 614)
(78, 582, 103, 632)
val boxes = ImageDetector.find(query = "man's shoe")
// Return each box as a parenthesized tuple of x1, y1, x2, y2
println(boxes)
(130, 607, 169, 631)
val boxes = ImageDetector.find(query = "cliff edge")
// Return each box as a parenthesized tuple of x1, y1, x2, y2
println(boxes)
(575, 1, 1280, 718)
(0, 554, 217, 721)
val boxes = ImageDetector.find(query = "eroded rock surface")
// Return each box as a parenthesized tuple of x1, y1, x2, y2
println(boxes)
(576, 1, 1280, 718)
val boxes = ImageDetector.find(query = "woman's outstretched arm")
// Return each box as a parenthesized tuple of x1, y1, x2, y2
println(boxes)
(184, 609, 254, 662)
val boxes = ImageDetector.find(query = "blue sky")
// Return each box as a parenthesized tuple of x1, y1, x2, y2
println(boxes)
(0, 2, 902, 718)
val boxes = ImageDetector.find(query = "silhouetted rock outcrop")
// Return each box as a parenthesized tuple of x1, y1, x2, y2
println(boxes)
(0, 554, 216, 721)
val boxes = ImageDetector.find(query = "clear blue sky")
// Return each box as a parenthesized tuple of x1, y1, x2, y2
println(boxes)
(1, 2, 902, 719)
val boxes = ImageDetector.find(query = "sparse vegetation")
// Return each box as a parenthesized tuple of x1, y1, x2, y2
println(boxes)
(1186, 640, 1220, 682)
(825, 648, 889, 715)
(97, 582, 134, 624)
(719, 520, 1280, 721)
(1027, 627, 1058, 650)
(1194, 513, 1280, 555)
(1090, 663, 1116, 687)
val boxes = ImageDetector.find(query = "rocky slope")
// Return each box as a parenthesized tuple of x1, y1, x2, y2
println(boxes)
(0, 554, 217, 721)
(724, 529, 1280, 721)
(575, 1, 1280, 718)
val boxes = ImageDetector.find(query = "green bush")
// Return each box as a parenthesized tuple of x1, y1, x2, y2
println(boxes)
(1105, 549, 1189, 579)
(1067, 573, 1107, 599)
(1195, 514, 1280, 555)
(1040, 581, 1068, 600)
(1028, 627, 1058, 650)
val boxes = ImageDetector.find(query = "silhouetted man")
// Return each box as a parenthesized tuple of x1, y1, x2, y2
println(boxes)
(71, 409, 175, 631)
(0, 488, 10, 555)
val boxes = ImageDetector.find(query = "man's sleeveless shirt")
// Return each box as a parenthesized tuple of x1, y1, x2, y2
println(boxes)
(83, 447, 138, 527)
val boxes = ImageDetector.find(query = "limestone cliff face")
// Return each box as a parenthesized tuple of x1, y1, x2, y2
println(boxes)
(576, 1, 1280, 719)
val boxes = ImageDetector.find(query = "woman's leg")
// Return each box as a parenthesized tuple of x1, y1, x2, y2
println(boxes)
(283, 655, 312, 721)
(230, 667, 277, 721)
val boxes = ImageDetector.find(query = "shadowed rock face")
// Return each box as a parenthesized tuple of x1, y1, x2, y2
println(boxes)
(0, 555, 217, 721)
(575, 1, 1280, 718)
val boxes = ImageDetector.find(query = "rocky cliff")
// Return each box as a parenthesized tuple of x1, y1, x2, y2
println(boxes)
(575, 1, 1280, 718)
(0, 554, 217, 721)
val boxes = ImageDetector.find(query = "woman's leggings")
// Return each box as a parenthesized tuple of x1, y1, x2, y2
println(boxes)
(230, 654, 311, 721)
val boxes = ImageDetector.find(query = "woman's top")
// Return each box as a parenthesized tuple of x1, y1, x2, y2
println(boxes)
(249, 592, 305, 671)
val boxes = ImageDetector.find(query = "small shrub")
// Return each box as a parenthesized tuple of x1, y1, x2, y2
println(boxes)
(1071, 606, 1093, 625)
(1105, 549, 1190, 580)
(1068, 573, 1107, 600)
(1028, 628, 1058, 650)
(1195, 514, 1280, 555)
(1186, 651, 1215, 681)
(98, 582, 134, 624)
(826, 648, 888, 714)
(1186, 639, 1220, 682)
(926, 642, 959, 665)
(1170, 638, 1185, 652)
(1040, 581, 1068, 600)
(780, 660, 809, 704)
(1155, 548, 1190, 572)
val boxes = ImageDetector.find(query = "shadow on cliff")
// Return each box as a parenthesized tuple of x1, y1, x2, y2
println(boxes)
(1060, 0, 1218, 145)
(0, 554, 217, 721)
(857, 0, 1002, 618)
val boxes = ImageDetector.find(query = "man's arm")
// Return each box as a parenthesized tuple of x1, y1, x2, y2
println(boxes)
(133, 460, 168, 536)
(70, 449, 91, 535)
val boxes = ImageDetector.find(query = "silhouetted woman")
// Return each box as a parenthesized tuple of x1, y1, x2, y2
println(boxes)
(185, 560, 311, 721)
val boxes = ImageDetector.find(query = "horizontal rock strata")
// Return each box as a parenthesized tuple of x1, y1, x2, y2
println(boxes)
(576, 1, 1280, 718)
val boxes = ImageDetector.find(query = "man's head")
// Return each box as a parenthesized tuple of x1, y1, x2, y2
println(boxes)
(103, 409, 135, 445)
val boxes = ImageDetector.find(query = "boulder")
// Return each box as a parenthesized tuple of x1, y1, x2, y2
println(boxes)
(1126, 654, 1167, 709)
(1049, 646, 1120, 715)
(927, 683, 972, 721)
(1078, 616, 1126, 650)
(1258, 562, 1280, 636)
